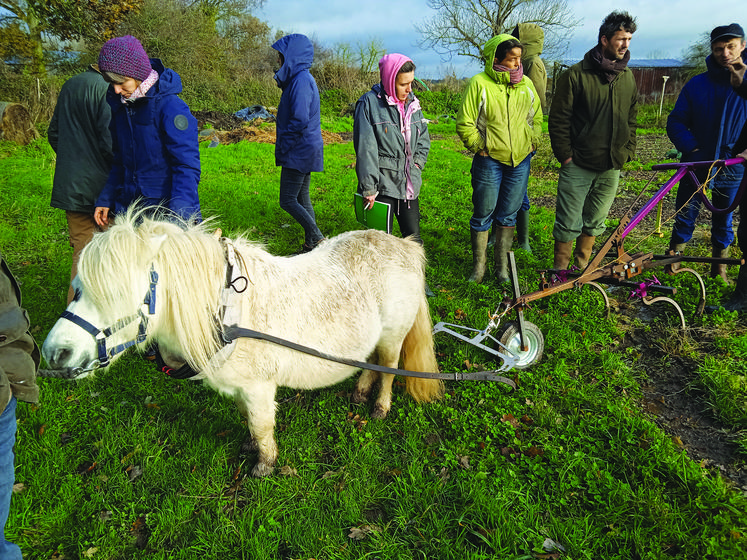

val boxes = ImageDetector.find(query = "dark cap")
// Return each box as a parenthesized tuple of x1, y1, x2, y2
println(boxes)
(711, 23, 745, 44)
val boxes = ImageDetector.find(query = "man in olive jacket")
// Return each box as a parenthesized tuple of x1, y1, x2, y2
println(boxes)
(48, 65, 113, 303)
(0, 252, 39, 558)
(549, 11, 638, 270)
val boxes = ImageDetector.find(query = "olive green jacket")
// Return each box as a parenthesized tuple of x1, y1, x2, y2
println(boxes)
(0, 253, 40, 413)
(548, 48, 638, 171)
(513, 23, 548, 113)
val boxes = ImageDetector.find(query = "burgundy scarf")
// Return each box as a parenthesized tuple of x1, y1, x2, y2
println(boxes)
(588, 44, 630, 83)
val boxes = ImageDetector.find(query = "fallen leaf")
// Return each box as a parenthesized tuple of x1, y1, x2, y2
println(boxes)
(501, 413, 521, 429)
(458, 455, 471, 470)
(348, 524, 380, 540)
(279, 465, 299, 478)
(127, 465, 143, 481)
(83, 547, 98, 558)
(12, 482, 25, 494)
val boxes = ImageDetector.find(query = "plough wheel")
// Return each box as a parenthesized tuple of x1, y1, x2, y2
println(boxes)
(498, 321, 544, 370)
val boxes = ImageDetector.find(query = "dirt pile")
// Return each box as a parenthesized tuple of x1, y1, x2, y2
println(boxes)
(192, 110, 344, 146)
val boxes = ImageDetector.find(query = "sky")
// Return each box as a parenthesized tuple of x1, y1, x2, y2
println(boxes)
(259, 0, 741, 79)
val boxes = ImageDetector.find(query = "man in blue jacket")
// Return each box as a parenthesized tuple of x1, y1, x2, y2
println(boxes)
(667, 23, 747, 283)
(272, 34, 325, 254)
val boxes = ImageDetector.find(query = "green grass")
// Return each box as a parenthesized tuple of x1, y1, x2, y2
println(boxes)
(1, 113, 747, 559)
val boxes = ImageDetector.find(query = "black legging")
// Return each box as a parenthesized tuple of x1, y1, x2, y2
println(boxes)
(377, 194, 422, 244)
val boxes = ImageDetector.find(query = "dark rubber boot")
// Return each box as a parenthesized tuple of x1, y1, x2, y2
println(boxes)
(515, 210, 531, 253)
(494, 226, 515, 284)
(469, 229, 490, 283)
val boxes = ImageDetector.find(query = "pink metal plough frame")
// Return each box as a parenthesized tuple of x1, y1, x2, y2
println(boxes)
(433, 158, 747, 371)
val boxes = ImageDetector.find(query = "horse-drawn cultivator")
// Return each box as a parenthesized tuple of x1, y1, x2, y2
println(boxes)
(434, 158, 747, 372)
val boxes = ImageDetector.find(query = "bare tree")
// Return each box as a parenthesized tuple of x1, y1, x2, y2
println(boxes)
(681, 31, 710, 78)
(416, 0, 581, 64)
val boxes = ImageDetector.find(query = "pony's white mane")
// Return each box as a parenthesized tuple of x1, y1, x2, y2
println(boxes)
(77, 207, 229, 372)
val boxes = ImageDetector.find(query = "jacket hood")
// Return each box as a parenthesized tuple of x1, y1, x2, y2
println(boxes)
(273, 34, 314, 89)
(378, 53, 413, 101)
(512, 23, 544, 58)
(482, 34, 517, 83)
(149, 59, 182, 96)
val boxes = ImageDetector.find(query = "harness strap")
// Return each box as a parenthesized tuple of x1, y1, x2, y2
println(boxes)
(222, 325, 516, 388)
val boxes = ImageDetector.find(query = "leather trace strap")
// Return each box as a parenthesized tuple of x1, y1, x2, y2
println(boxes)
(222, 325, 517, 389)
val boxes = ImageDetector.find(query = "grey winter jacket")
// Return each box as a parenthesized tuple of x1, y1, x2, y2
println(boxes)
(353, 84, 430, 200)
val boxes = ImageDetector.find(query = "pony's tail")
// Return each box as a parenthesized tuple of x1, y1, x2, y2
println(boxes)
(402, 297, 445, 403)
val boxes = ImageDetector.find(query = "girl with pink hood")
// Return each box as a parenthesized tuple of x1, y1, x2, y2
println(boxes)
(353, 54, 431, 253)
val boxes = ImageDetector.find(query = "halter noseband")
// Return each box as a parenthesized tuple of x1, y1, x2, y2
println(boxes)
(58, 267, 159, 373)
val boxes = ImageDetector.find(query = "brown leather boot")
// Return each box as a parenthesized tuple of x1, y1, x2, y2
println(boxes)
(665, 241, 687, 273)
(553, 240, 573, 270)
(469, 229, 490, 283)
(711, 246, 731, 284)
(494, 226, 515, 284)
(573, 234, 596, 270)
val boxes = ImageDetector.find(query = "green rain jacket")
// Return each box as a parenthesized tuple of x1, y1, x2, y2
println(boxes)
(456, 35, 543, 167)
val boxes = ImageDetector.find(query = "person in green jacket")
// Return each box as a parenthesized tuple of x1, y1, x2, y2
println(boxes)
(457, 34, 543, 284)
(549, 11, 638, 271)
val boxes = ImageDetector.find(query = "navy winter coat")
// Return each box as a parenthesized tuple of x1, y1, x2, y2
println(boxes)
(272, 35, 324, 173)
(95, 59, 201, 221)
(667, 51, 747, 162)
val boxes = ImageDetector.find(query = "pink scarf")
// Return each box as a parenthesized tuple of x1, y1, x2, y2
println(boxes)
(122, 69, 159, 103)
(493, 62, 524, 85)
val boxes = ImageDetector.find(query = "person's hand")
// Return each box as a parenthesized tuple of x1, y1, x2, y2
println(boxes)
(364, 195, 377, 210)
(561, 156, 572, 165)
(94, 207, 110, 228)
(728, 58, 747, 89)
(737, 148, 747, 162)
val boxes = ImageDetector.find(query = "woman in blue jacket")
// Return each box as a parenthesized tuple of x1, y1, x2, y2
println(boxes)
(93, 35, 201, 227)
(272, 34, 325, 254)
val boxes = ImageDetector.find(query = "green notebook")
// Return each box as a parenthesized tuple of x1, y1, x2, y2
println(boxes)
(354, 193, 392, 234)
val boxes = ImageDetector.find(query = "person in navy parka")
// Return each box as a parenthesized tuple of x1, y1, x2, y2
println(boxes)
(93, 35, 201, 227)
(666, 24, 747, 283)
(272, 34, 325, 253)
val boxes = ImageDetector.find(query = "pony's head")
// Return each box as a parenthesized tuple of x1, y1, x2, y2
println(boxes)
(42, 206, 226, 375)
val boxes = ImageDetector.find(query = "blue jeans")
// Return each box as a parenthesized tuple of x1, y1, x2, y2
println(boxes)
(279, 167, 324, 246)
(0, 397, 21, 560)
(469, 154, 531, 231)
(671, 164, 744, 250)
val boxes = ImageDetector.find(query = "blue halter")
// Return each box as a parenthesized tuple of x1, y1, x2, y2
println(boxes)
(59, 266, 159, 373)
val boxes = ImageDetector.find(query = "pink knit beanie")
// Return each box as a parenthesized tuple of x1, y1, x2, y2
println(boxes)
(98, 36, 152, 82)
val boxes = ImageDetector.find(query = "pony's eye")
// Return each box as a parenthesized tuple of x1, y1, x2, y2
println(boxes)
(73, 288, 82, 302)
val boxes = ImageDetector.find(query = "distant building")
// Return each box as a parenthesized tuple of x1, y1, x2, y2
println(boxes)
(548, 59, 692, 106)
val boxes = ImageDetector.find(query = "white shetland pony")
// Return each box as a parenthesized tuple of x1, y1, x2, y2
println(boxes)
(42, 208, 444, 476)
